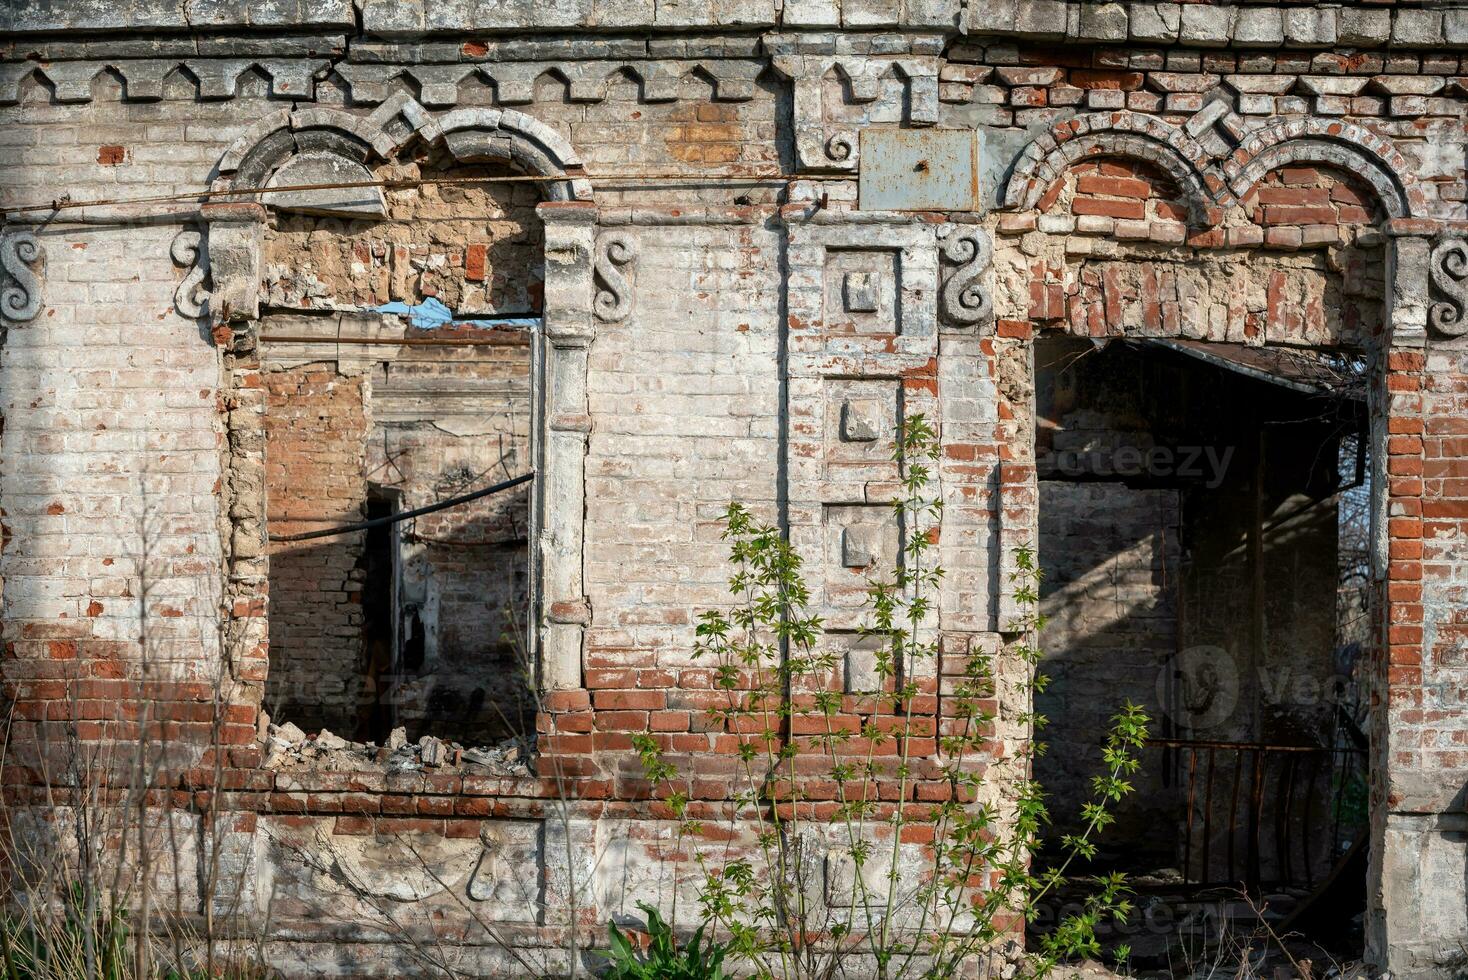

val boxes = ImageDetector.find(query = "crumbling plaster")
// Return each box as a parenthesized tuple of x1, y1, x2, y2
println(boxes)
(1, 4, 1468, 975)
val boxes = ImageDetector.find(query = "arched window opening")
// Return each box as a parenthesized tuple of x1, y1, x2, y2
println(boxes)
(259, 147, 544, 760)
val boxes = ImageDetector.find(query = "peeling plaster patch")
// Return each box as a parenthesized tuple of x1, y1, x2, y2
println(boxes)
(262, 155, 544, 314)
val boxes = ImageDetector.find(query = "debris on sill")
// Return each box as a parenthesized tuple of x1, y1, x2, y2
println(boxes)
(263, 721, 533, 778)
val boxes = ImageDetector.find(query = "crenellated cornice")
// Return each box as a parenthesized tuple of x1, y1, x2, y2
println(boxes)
(2, 0, 1464, 50)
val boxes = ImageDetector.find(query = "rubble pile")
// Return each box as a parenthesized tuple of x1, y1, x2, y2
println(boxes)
(261, 720, 533, 777)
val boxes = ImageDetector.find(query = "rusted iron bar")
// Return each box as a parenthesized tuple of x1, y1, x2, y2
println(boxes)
(1, 170, 819, 218)
(1161, 740, 1359, 891)
(1248, 748, 1264, 891)
(1202, 746, 1216, 883)
(1302, 752, 1319, 889)
(1148, 738, 1360, 754)
(1227, 748, 1242, 885)
(1279, 754, 1296, 884)
(1184, 747, 1198, 882)
(258, 333, 529, 347)
(267, 472, 532, 543)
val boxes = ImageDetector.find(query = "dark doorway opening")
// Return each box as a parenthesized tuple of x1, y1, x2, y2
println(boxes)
(1029, 335, 1371, 968)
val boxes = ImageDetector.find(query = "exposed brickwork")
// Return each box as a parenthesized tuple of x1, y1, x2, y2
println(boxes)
(264, 364, 372, 734)
(263, 157, 545, 315)
(0, 12, 1465, 977)
(1002, 161, 1386, 347)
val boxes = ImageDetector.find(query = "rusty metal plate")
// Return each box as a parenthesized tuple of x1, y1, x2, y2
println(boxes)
(858, 129, 979, 212)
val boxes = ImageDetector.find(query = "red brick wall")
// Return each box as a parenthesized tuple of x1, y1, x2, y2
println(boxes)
(1009, 161, 1385, 346)
(1384, 345, 1468, 797)
(264, 364, 372, 736)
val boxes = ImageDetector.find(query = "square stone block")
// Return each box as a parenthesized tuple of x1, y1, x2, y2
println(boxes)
(818, 379, 902, 488)
(843, 271, 880, 313)
(824, 249, 900, 335)
(840, 397, 882, 442)
(843, 635, 884, 693)
(842, 523, 884, 568)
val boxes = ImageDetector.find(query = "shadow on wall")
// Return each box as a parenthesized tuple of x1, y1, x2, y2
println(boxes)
(1033, 336, 1370, 891)
(265, 497, 532, 747)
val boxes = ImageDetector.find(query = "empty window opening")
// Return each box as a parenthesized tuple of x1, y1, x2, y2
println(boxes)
(259, 151, 542, 761)
(1031, 336, 1372, 964)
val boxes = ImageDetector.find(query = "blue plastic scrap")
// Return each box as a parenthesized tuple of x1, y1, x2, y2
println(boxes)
(370, 297, 540, 331)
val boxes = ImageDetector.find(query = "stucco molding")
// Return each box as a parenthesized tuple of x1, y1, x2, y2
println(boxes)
(1004, 111, 1426, 224)
(937, 223, 993, 328)
(591, 231, 638, 323)
(1428, 238, 1468, 338)
(0, 229, 43, 322)
(536, 202, 599, 692)
(212, 100, 594, 205)
(771, 54, 939, 173)
(0, 59, 329, 105)
(0, 57, 765, 109)
(170, 228, 212, 320)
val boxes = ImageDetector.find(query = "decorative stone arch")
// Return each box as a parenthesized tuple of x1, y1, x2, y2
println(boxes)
(995, 104, 1450, 976)
(1002, 111, 1215, 223)
(201, 100, 598, 698)
(430, 107, 594, 202)
(214, 102, 593, 204)
(1223, 119, 1425, 223)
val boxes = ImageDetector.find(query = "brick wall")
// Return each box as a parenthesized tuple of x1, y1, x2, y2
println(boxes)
(1000, 161, 1386, 346)
(0, 223, 227, 774)
(0, 19, 1466, 977)
(263, 157, 545, 315)
(578, 220, 783, 784)
(1038, 480, 1181, 853)
(263, 363, 372, 735)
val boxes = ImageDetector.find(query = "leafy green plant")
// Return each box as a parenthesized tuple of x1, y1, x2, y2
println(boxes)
(599, 902, 728, 980)
(629, 414, 1149, 979)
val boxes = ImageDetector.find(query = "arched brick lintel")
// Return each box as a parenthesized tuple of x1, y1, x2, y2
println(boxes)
(212, 99, 593, 204)
(1004, 111, 1423, 225)
(1003, 111, 1214, 221)
(1225, 120, 1422, 222)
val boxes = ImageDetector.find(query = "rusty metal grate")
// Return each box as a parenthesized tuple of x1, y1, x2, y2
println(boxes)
(1150, 738, 1367, 892)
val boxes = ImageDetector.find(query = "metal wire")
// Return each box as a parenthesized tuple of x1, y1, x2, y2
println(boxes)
(258, 333, 529, 347)
(1, 169, 820, 219)
(267, 471, 533, 543)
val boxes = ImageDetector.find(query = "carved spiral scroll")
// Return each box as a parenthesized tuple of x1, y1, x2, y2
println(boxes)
(170, 229, 212, 320)
(825, 131, 857, 164)
(939, 226, 993, 327)
(1429, 238, 1468, 338)
(593, 231, 638, 323)
(1, 231, 43, 322)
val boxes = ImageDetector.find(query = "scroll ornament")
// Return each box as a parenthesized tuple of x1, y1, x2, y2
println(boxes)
(939, 226, 993, 326)
(1429, 238, 1468, 337)
(171, 229, 212, 319)
(825, 131, 857, 166)
(1, 230, 43, 322)
(593, 231, 637, 323)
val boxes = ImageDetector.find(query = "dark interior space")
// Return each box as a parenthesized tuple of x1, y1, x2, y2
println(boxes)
(357, 487, 402, 743)
(260, 327, 535, 750)
(1030, 335, 1373, 965)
